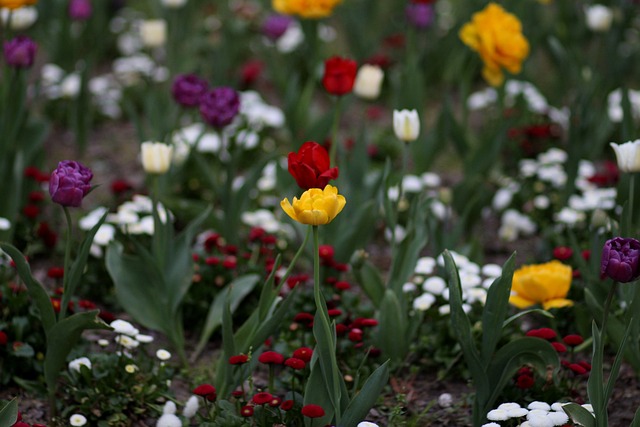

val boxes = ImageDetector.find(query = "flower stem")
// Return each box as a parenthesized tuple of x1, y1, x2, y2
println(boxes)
(329, 96, 342, 168)
(628, 173, 635, 233)
(58, 206, 73, 321)
(595, 281, 617, 426)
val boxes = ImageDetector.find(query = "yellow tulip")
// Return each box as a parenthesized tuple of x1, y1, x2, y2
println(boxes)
(459, 3, 529, 87)
(272, 0, 342, 19)
(0, 0, 37, 9)
(281, 185, 346, 225)
(509, 260, 573, 310)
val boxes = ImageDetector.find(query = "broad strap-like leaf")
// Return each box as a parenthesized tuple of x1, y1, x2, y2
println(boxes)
(631, 406, 640, 427)
(353, 260, 385, 308)
(331, 200, 379, 263)
(480, 252, 516, 364)
(43, 310, 109, 396)
(215, 290, 238, 399)
(604, 317, 633, 406)
(588, 320, 605, 423)
(0, 243, 56, 334)
(339, 361, 390, 427)
(192, 274, 260, 360)
(0, 398, 18, 426)
(377, 290, 407, 363)
(303, 354, 336, 427)
(503, 308, 554, 328)
(61, 211, 108, 320)
(562, 403, 596, 427)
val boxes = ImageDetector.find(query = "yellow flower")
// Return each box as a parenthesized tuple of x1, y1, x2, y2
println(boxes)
(0, 0, 37, 9)
(459, 3, 529, 86)
(509, 260, 573, 310)
(272, 0, 342, 19)
(281, 185, 346, 225)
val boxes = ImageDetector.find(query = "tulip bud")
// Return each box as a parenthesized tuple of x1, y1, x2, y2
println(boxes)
(3, 35, 37, 68)
(353, 64, 384, 100)
(585, 5, 613, 32)
(140, 19, 167, 48)
(393, 109, 420, 142)
(610, 140, 640, 173)
(141, 142, 173, 174)
(601, 237, 640, 283)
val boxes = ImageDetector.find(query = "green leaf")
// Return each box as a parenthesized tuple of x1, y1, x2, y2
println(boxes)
(588, 321, 605, 421)
(0, 243, 56, 334)
(61, 211, 108, 319)
(563, 403, 596, 427)
(377, 290, 407, 363)
(331, 200, 379, 263)
(604, 318, 633, 407)
(353, 260, 385, 308)
(480, 252, 516, 364)
(44, 310, 109, 397)
(631, 406, 640, 427)
(0, 398, 18, 427)
(192, 274, 260, 360)
(312, 309, 342, 419)
(303, 355, 336, 427)
(339, 361, 389, 427)
(502, 309, 554, 328)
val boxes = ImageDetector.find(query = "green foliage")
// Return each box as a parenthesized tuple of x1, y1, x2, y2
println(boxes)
(0, 398, 19, 427)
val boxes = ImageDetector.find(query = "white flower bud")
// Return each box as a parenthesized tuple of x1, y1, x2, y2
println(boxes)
(393, 109, 420, 142)
(610, 140, 640, 173)
(353, 64, 384, 100)
(140, 20, 167, 48)
(141, 141, 173, 174)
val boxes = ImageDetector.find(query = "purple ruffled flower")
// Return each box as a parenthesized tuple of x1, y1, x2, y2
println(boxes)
(48, 161, 93, 207)
(262, 14, 293, 41)
(405, 3, 434, 29)
(199, 87, 241, 129)
(171, 74, 209, 108)
(601, 237, 640, 283)
(3, 36, 37, 69)
(69, 0, 93, 21)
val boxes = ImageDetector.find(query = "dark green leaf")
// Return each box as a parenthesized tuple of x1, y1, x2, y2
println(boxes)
(0, 398, 18, 427)
(562, 403, 595, 427)
(339, 361, 389, 427)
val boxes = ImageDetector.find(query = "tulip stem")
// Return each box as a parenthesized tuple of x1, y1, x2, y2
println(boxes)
(58, 206, 74, 321)
(629, 173, 635, 233)
(329, 96, 343, 168)
(593, 280, 617, 426)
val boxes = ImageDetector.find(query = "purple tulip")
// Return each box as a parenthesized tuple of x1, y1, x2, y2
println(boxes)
(69, 0, 93, 20)
(199, 87, 241, 129)
(48, 161, 94, 207)
(3, 36, 37, 69)
(405, 3, 434, 29)
(171, 74, 209, 108)
(262, 14, 293, 41)
(601, 237, 640, 283)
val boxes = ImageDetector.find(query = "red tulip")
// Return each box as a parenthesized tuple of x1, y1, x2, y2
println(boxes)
(288, 141, 338, 190)
(322, 56, 357, 96)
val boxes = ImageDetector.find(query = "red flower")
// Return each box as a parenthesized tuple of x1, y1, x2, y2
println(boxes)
(551, 342, 567, 353)
(516, 374, 535, 389)
(294, 312, 314, 326)
(301, 404, 325, 418)
(258, 351, 284, 365)
(240, 405, 254, 417)
(47, 267, 64, 279)
(22, 204, 40, 219)
(193, 384, 216, 399)
(110, 179, 133, 194)
(252, 392, 273, 405)
(51, 298, 61, 313)
(28, 191, 45, 202)
(281, 399, 294, 411)
(322, 56, 357, 96)
(269, 397, 282, 407)
(335, 281, 351, 291)
(568, 363, 588, 375)
(348, 328, 363, 342)
(229, 354, 249, 365)
(287, 141, 339, 190)
(293, 347, 313, 363)
(0, 331, 7, 345)
(223, 256, 237, 269)
(327, 308, 342, 317)
(525, 328, 557, 340)
(563, 334, 584, 347)
(318, 244, 335, 260)
(240, 59, 263, 88)
(553, 246, 573, 261)
(285, 357, 306, 370)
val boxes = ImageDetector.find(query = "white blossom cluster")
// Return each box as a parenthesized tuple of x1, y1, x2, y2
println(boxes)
(492, 147, 617, 241)
(482, 401, 592, 427)
(405, 250, 503, 313)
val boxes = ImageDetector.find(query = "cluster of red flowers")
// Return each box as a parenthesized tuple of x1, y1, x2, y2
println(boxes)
(9, 412, 46, 427)
(507, 122, 560, 157)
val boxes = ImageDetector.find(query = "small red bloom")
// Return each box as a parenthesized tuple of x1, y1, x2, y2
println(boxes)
(568, 363, 588, 375)
(288, 142, 339, 190)
(319, 245, 334, 260)
(22, 204, 40, 219)
(335, 281, 351, 291)
(281, 399, 294, 411)
(294, 312, 314, 326)
(258, 351, 284, 365)
(51, 298, 61, 313)
(293, 347, 313, 363)
(0, 331, 7, 345)
(223, 256, 237, 269)
(526, 328, 557, 340)
(78, 300, 96, 310)
(252, 392, 273, 405)
(551, 342, 567, 353)
(28, 191, 45, 202)
(578, 361, 592, 371)
(193, 383, 216, 398)
(231, 390, 245, 398)
(327, 309, 342, 317)
(301, 404, 325, 418)
(110, 179, 133, 195)
(204, 233, 221, 251)
(12, 422, 30, 427)
(563, 334, 584, 347)
(240, 405, 254, 417)
(348, 328, 363, 342)
(47, 267, 64, 279)
(285, 357, 306, 370)
(516, 374, 535, 389)
(240, 59, 263, 88)
(582, 250, 591, 261)
(553, 246, 573, 261)
(229, 354, 249, 365)
(269, 397, 282, 407)
(249, 227, 265, 241)
(335, 323, 348, 335)
(205, 256, 220, 266)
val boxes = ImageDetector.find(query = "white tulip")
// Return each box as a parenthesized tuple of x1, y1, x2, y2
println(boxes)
(393, 109, 420, 142)
(141, 142, 173, 174)
(140, 20, 167, 48)
(585, 5, 613, 32)
(353, 64, 384, 100)
(610, 140, 640, 173)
